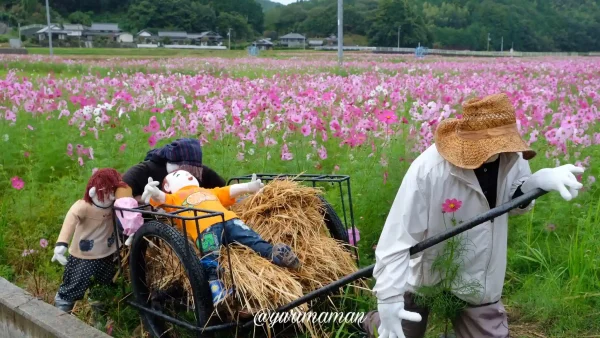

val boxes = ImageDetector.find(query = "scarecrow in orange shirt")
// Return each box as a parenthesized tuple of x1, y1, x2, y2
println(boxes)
(142, 170, 301, 305)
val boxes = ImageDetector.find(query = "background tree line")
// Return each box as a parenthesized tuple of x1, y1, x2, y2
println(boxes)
(1, 0, 600, 51)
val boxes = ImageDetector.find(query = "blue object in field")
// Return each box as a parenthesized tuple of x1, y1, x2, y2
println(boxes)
(248, 45, 259, 57)
(415, 46, 428, 58)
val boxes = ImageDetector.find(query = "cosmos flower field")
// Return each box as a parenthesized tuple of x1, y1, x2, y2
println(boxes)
(0, 53, 599, 337)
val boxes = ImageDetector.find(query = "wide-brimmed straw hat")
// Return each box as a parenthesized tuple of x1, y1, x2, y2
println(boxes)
(434, 93, 536, 169)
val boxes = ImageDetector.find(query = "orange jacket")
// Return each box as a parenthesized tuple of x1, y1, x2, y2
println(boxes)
(150, 185, 238, 241)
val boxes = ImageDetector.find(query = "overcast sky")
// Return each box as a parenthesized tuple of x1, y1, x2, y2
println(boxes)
(271, 0, 295, 4)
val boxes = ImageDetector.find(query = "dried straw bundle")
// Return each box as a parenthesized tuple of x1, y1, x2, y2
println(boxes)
(221, 178, 360, 313)
(218, 244, 306, 315)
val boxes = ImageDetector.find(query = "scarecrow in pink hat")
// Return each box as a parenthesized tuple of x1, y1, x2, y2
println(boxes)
(361, 93, 584, 338)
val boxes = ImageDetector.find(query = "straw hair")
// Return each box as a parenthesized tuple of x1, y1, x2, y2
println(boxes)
(434, 93, 536, 169)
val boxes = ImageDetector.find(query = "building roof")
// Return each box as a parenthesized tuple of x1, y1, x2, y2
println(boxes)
(254, 38, 274, 45)
(158, 31, 188, 38)
(63, 24, 86, 31)
(136, 29, 155, 36)
(89, 23, 120, 31)
(186, 31, 223, 39)
(280, 33, 305, 39)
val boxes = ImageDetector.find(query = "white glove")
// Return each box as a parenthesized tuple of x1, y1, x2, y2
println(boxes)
(125, 236, 133, 246)
(141, 177, 165, 204)
(377, 299, 422, 338)
(229, 173, 264, 198)
(51, 246, 68, 266)
(521, 164, 584, 201)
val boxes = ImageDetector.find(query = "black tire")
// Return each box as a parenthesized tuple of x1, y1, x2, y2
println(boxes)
(318, 195, 350, 244)
(129, 220, 214, 338)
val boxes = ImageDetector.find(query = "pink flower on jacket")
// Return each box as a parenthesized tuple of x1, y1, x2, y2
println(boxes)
(442, 198, 462, 213)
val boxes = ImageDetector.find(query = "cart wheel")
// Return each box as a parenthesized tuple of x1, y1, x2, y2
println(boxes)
(129, 220, 214, 338)
(318, 195, 350, 244)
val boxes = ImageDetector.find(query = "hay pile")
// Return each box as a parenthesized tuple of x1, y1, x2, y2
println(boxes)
(219, 179, 360, 314)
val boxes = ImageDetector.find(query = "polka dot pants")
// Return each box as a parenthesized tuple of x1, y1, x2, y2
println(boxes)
(57, 254, 116, 302)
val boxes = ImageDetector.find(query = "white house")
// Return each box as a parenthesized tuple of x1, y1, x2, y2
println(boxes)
(117, 33, 134, 43)
(279, 33, 306, 47)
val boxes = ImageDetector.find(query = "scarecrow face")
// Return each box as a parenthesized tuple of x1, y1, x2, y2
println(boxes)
(166, 162, 179, 173)
(88, 187, 115, 208)
(484, 154, 500, 163)
(163, 170, 199, 193)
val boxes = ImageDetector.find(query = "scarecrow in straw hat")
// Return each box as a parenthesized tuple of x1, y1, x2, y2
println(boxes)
(361, 93, 584, 338)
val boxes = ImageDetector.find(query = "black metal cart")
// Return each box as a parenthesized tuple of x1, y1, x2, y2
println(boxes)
(112, 173, 546, 338)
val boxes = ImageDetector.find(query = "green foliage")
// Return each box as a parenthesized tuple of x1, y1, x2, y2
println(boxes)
(68, 11, 93, 26)
(413, 212, 483, 331)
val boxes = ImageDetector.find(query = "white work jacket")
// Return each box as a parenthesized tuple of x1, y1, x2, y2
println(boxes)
(372, 144, 534, 305)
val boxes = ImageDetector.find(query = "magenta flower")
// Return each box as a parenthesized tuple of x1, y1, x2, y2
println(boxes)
(317, 145, 327, 160)
(348, 227, 361, 246)
(24, 152, 30, 158)
(11, 176, 24, 190)
(78, 157, 84, 166)
(148, 134, 157, 147)
(442, 198, 462, 213)
(39, 239, 48, 248)
(377, 110, 398, 125)
(119, 144, 127, 152)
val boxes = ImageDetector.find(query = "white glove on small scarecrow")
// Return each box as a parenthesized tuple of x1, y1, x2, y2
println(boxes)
(229, 173, 264, 197)
(521, 164, 584, 201)
(51, 246, 68, 266)
(142, 177, 166, 204)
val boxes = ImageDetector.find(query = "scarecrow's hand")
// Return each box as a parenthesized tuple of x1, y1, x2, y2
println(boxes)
(247, 173, 264, 193)
(522, 164, 584, 201)
(51, 245, 68, 266)
(377, 300, 422, 338)
(142, 177, 165, 204)
(229, 174, 264, 197)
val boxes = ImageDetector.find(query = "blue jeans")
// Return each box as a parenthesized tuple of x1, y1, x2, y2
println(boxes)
(198, 218, 273, 280)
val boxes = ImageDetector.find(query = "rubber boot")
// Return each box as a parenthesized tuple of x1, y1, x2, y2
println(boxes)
(271, 243, 301, 271)
(209, 279, 233, 305)
(54, 293, 75, 314)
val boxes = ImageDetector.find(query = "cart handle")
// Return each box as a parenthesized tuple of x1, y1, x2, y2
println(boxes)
(241, 187, 547, 327)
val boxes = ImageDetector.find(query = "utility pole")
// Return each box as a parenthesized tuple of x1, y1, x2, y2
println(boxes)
(228, 28, 232, 50)
(397, 26, 401, 48)
(487, 33, 490, 51)
(337, 0, 343, 66)
(501, 36, 504, 52)
(45, 0, 53, 56)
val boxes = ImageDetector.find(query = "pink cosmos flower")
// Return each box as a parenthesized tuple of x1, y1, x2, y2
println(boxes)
(348, 227, 361, 246)
(24, 152, 30, 158)
(78, 157, 84, 166)
(318, 145, 327, 160)
(301, 124, 311, 137)
(377, 110, 398, 125)
(27, 125, 34, 130)
(119, 144, 127, 152)
(148, 134, 157, 147)
(39, 239, 48, 248)
(442, 198, 462, 213)
(11, 176, 24, 190)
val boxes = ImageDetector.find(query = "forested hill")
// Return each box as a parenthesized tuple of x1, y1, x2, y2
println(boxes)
(1, 0, 599, 52)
